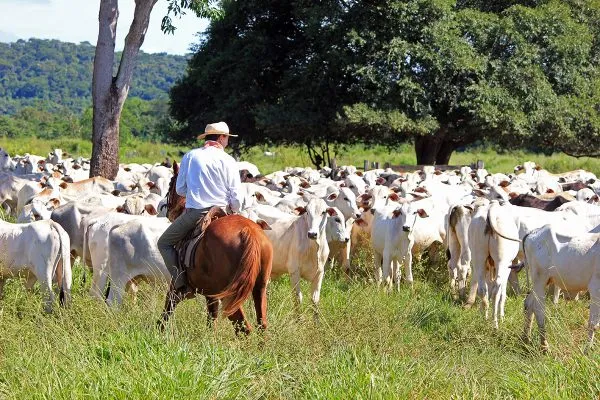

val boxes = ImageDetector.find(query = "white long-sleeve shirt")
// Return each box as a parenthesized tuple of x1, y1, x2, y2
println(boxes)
(176, 145, 242, 212)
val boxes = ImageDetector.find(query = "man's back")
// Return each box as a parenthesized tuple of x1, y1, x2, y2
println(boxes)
(176, 145, 241, 212)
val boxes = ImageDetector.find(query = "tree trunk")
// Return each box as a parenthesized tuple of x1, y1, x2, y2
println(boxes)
(414, 126, 456, 165)
(90, 0, 157, 179)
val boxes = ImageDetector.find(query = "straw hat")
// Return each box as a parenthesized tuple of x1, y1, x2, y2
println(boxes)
(197, 122, 238, 139)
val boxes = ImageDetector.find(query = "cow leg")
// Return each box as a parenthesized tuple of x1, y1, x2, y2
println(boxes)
(205, 296, 219, 328)
(552, 284, 561, 305)
(343, 239, 352, 275)
(0, 278, 5, 298)
(373, 252, 383, 284)
(227, 308, 252, 336)
(523, 292, 534, 345)
(530, 281, 548, 352)
(382, 252, 393, 291)
(252, 279, 268, 331)
(24, 273, 37, 291)
(310, 269, 325, 322)
(392, 259, 400, 293)
(587, 281, 600, 352)
(405, 251, 414, 288)
(106, 273, 128, 308)
(38, 266, 55, 313)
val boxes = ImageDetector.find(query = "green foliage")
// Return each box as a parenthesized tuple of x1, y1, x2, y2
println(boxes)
(171, 0, 600, 164)
(0, 38, 188, 115)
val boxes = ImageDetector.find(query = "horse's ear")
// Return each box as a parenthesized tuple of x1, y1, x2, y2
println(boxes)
(255, 219, 272, 230)
(173, 161, 179, 174)
(144, 204, 158, 216)
(294, 206, 307, 215)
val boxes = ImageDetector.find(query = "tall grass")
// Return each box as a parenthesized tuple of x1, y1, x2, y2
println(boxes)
(0, 254, 599, 398)
(3, 137, 600, 176)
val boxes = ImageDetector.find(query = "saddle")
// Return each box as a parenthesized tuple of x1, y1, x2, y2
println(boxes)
(175, 206, 228, 271)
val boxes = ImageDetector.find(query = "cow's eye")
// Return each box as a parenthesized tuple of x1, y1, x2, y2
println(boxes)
(343, 197, 349, 201)
(350, 185, 356, 189)
(335, 218, 341, 223)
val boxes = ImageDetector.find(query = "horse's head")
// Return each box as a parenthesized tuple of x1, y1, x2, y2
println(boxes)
(166, 161, 186, 222)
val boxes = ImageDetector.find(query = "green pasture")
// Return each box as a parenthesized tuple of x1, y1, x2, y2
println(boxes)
(0, 254, 599, 399)
(2, 136, 600, 176)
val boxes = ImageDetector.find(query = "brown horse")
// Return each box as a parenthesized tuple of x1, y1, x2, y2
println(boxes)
(158, 162, 273, 334)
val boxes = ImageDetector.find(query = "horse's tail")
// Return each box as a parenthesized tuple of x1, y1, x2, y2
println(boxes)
(213, 226, 261, 316)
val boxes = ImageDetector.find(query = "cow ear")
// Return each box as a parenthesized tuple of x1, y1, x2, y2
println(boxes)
(39, 182, 45, 188)
(508, 192, 519, 199)
(434, 170, 442, 175)
(147, 181, 155, 188)
(416, 208, 429, 218)
(592, 195, 599, 202)
(327, 192, 338, 201)
(300, 181, 310, 188)
(116, 206, 125, 213)
(356, 171, 363, 177)
(255, 219, 272, 230)
(326, 207, 337, 216)
(376, 177, 386, 185)
(294, 206, 307, 215)
(389, 193, 400, 202)
(52, 171, 61, 178)
(73, 164, 81, 170)
(255, 192, 265, 202)
(499, 180, 510, 187)
(49, 198, 61, 209)
(144, 204, 158, 215)
(59, 182, 68, 189)
(392, 209, 402, 219)
(546, 188, 555, 194)
(473, 189, 486, 197)
(355, 218, 367, 227)
(339, 182, 347, 187)
(535, 165, 542, 171)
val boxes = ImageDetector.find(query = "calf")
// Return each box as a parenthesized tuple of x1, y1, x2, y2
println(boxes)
(266, 198, 335, 316)
(0, 219, 71, 312)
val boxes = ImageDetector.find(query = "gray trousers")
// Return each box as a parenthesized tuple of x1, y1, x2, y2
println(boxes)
(158, 208, 210, 289)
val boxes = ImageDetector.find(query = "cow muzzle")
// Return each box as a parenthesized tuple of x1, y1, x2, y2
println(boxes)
(307, 232, 318, 240)
(402, 226, 410, 232)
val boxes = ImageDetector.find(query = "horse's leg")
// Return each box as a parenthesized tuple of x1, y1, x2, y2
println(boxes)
(157, 286, 185, 331)
(252, 279, 269, 331)
(227, 307, 252, 336)
(206, 296, 219, 328)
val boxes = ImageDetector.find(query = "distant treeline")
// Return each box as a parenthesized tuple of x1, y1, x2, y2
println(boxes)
(0, 38, 187, 141)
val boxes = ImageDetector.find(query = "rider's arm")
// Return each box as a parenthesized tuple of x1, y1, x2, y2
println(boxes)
(175, 153, 189, 197)
(225, 159, 242, 213)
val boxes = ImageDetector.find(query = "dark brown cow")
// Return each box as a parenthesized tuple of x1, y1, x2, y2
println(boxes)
(508, 193, 573, 211)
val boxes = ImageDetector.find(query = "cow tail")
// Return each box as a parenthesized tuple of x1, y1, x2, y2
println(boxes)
(50, 221, 71, 306)
(213, 227, 261, 316)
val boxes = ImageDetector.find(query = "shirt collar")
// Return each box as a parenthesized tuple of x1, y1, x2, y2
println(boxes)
(204, 140, 224, 150)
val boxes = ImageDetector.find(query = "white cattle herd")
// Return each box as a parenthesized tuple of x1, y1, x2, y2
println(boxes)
(2, 149, 600, 351)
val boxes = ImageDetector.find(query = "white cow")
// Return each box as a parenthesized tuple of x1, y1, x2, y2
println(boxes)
(106, 217, 172, 306)
(266, 198, 334, 316)
(0, 219, 72, 312)
(523, 225, 600, 351)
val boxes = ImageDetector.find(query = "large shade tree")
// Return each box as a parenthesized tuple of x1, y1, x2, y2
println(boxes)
(171, 0, 600, 165)
(342, 0, 600, 164)
(90, 0, 221, 179)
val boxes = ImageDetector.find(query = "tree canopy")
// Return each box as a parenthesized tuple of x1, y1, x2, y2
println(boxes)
(170, 0, 600, 163)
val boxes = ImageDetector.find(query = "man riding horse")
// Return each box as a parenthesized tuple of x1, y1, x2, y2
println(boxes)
(157, 121, 242, 296)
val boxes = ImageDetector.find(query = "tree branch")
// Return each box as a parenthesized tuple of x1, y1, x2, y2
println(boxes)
(115, 0, 157, 93)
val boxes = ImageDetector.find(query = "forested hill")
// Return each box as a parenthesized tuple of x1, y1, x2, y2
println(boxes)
(0, 38, 188, 115)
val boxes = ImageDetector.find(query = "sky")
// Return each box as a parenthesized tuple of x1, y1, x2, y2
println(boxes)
(0, 0, 210, 55)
